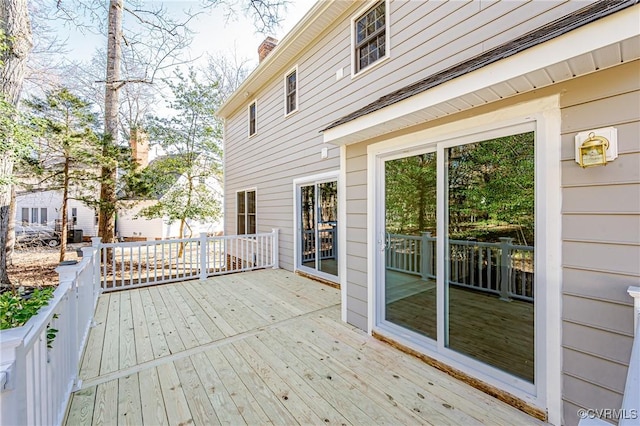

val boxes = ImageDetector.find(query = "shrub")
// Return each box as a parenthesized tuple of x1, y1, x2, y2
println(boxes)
(0, 287, 55, 330)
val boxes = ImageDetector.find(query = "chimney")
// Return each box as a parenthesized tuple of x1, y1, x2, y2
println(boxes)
(258, 37, 278, 63)
(130, 128, 149, 169)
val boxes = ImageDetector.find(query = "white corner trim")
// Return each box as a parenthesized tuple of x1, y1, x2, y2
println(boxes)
(339, 145, 348, 323)
(326, 4, 640, 145)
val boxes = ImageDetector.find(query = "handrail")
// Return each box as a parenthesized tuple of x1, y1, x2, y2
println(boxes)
(620, 286, 640, 426)
(95, 229, 280, 292)
(0, 247, 101, 426)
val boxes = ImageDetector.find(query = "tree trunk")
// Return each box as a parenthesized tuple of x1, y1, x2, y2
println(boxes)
(6, 186, 16, 266)
(98, 0, 123, 246)
(0, 0, 33, 288)
(59, 159, 69, 263)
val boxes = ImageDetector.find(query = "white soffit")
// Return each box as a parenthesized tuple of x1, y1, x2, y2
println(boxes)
(323, 5, 640, 146)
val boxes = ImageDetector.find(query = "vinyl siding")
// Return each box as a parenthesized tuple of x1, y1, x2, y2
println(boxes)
(343, 61, 639, 425)
(223, 0, 585, 272)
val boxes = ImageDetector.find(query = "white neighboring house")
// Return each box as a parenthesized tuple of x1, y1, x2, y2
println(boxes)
(116, 154, 224, 241)
(16, 188, 97, 238)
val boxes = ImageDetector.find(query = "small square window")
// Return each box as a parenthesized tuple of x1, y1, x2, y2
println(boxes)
(284, 67, 298, 115)
(353, 0, 388, 74)
(248, 101, 257, 137)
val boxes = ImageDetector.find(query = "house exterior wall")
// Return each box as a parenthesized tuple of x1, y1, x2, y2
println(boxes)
(343, 60, 640, 426)
(222, 0, 585, 272)
(16, 190, 97, 236)
(116, 200, 164, 240)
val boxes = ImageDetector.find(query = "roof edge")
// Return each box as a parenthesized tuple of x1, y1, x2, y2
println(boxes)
(217, 0, 347, 119)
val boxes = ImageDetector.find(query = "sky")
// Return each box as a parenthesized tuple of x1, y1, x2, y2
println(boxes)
(54, 0, 318, 71)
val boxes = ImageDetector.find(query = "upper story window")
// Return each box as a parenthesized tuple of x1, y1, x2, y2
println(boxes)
(248, 101, 257, 137)
(353, 0, 388, 75)
(284, 66, 298, 116)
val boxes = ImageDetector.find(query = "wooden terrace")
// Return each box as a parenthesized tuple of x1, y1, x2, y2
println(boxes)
(65, 269, 544, 425)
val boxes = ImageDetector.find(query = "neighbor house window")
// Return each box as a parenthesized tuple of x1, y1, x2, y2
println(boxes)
(71, 207, 78, 225)
(31, 208, 38, 224)
(21, 208, 29, 225)
(40, 208, 47, 225)
(353, 0, 388, 74)
(284, 67, 298, 115)
(237, 190, 256, 235)
(248, 101, 257, 137)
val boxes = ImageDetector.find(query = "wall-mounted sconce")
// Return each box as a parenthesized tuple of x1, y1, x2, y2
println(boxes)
(575, 127, 618, 168)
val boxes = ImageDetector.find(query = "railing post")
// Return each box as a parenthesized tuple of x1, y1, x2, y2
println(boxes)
(91, 237, 102, 291)
(56, 262, 81, 391)
(629, 286, 640, 337)
(199, 232, 208, 280)
(272, 228, 280, 269)
(421, 232, 432, 280)
(499, 237, 513, 301)
(0, 327, 28, 426)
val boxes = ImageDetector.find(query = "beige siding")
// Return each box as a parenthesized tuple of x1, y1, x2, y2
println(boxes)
(223, 0, 584, 271)
(343, 61, 639, 425)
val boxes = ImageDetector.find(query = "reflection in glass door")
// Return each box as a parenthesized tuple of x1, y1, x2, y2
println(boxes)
(445, 132, 535, 382)
(384, 153, 437, 340)
(379, 130, 536, 385)
(300, 181, 338, 278)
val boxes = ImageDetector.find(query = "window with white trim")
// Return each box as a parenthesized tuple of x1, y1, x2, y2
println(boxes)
(237, 190, 256, 235)
(353, 0, 387, 74)
(248, 101, 257, 137)
(284, 67, 298, 115)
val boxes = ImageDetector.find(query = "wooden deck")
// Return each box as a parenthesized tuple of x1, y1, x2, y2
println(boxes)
(65, 269, 544, 425)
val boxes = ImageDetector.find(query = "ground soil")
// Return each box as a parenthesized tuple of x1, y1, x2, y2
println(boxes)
(7, 243, 89, 289)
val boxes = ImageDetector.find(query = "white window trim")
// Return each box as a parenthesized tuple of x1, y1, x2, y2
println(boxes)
(236, 188, 257, 235)
(247, 100, 257, 138)
(283, 65, 299, 117)
(365, 95, 562, 423)
(350, 0, 391, 79)
(292, 171, 340, 283)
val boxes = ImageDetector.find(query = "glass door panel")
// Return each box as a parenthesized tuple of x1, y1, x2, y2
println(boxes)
(384, 153, 437, 340)
(299, 181, 338, 278)
(318, 181, 338, 276)
(445, 132, 535, 382)
(300, 184, 316, 270)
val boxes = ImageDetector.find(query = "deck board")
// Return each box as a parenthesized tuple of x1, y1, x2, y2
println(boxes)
(66, 269, 545, 426)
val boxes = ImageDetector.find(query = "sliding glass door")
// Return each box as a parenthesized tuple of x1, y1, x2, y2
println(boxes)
(379, 127, 536, 385)
(298, 179, 338, 279)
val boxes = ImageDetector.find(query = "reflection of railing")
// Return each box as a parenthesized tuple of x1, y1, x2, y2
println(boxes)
(302, 227, 337, 263)
(386, 233, 534, 302)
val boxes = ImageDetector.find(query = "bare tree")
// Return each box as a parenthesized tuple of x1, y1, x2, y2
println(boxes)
(1, 0, 33, 287)
(202, 48, 251, 101)
(54, 0, 286, 244)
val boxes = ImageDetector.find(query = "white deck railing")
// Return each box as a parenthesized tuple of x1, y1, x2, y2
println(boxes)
(301, 228, 337, 263)
(386, 233, 534, 302)
(620, 286, 640, 426)
(96, 229, 280, 292)
(0, 247, 101, 426)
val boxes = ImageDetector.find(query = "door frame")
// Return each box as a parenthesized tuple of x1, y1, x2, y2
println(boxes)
(293, 171, 340, 283)
(366, 96, 562, 421)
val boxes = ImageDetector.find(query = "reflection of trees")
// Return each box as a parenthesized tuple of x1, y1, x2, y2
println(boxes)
(301, 185, 315, 231)
(385, 132, 535, 245)
(448, 132, 534, 245)
(385, 153, 437, 235)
